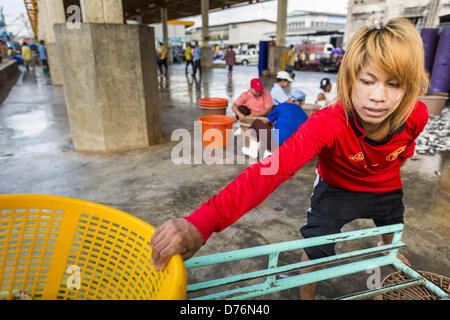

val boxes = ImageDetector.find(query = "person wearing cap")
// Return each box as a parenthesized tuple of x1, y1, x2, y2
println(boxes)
(231, 78, 274, 121)
(242, 90, 309, 159)
(315, 77, 333, 109)
(270, 71, 293, 106)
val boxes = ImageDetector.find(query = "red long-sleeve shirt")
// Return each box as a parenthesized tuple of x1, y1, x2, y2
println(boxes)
(185, 101, 429, 243)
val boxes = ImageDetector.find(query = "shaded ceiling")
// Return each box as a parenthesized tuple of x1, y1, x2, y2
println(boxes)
(25, 0, 263, 38)
(123, 0, 262, 24)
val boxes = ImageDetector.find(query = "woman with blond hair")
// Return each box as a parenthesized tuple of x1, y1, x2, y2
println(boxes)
(150, 18, 430, 300)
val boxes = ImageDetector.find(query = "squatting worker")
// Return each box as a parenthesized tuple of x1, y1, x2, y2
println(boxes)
(316, 77, 334, 109)
(270, 71, 293, 106)
(232, 78, 274, 121)
(242, 90, 309, 159)
(150, 18, 430, 300)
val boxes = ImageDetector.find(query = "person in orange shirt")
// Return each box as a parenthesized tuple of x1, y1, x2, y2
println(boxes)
(232, 78, 274, 119)
(232, 78, 274, 136)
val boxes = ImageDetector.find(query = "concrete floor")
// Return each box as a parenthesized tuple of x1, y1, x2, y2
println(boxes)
(1, 64, 449, 300)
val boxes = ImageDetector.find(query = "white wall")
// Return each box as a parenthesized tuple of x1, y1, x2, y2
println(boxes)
(233, 21, 276, 44)
(186, 20, 276, 46)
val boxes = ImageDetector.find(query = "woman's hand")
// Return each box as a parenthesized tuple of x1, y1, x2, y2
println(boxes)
(150, 218, 204, 271)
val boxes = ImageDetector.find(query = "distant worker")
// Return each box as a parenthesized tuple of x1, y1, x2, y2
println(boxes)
(224, 45, 236, 75)
(158, 42, 168, 77)
(38, 40, 48, 68)
(315, 77, 334, 109)
(192, 41, 202, 78)
(285, 45, 295, 79)
(21, 42, 32, 72)
(304, 51, 310, 71)
(270, 71, 293, 106)
(185, 42, 193, 74)
(294, 50, 301, 70)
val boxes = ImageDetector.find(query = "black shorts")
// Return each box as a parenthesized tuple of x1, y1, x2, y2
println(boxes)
(299, 174, 404, 260)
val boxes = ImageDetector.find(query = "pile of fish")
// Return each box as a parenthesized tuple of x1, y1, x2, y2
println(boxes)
(415, 107, 450, 155)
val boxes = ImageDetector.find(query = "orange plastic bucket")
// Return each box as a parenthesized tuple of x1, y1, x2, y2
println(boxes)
(198, 98, 229, 116)
(197, 115, 235, 147)
(198, 98, 228, 107)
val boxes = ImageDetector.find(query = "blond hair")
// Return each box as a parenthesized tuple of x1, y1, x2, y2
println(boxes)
(337, 18, 429, 134)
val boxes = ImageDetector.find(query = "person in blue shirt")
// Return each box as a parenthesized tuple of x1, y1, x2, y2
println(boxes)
(192, 41, 202, 78)
(242, 90, 308, 159)
(270, 71, 293, 105)
(38, 40, 48, 68)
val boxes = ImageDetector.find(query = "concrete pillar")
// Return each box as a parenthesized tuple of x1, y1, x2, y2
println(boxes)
(268, 46, 289, 76)
(37, 0, 65, 86)
(80, 0, 123, 24)
(45, 0, 66, 42)
(160, 7, 172, 65)
(161, 7, 168, 48)
(53, 23, 162, 152)
(37, 0, 49, 42)
(200, 0, 215, 68)
(268, 0, 288, 76)
(201, 0, 209, 46)
(343, 0, 355, 49)
(276, 0, 287, 47)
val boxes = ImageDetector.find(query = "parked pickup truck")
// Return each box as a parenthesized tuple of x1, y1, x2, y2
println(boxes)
(235, 49, 258, 65)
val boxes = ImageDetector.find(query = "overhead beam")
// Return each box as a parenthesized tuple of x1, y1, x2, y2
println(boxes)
(24, 0, 38, 37)
(28, 0, 253, 33)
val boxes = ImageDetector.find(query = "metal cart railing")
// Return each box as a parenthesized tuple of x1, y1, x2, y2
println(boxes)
(185, 224, 449, 300)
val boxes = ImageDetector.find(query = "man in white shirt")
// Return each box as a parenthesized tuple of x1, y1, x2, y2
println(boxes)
(270, 71, 293, 105)
(315, 77, 334, 109)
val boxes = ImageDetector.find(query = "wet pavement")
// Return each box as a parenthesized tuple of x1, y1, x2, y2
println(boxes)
(0, 63, 448, 300)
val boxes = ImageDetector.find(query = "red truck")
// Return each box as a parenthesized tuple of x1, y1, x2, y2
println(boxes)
(294, 43, 343, 72)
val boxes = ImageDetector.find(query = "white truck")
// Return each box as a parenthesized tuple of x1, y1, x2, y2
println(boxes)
(235, 48, 258, 65)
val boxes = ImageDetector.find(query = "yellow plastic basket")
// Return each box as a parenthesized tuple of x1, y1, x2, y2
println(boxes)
(0, 194, 187, 300)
